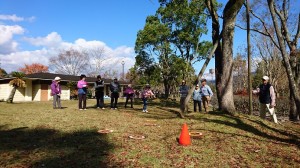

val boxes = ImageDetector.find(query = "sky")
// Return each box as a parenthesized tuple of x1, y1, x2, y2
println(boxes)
(0, 0, 299, 78)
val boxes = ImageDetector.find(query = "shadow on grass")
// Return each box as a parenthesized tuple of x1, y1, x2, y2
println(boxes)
(199, 112, 300, 148)
(0, 126, 115, 168)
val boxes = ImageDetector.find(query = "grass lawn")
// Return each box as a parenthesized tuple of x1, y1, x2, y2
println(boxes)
(0, 99, 299, 168)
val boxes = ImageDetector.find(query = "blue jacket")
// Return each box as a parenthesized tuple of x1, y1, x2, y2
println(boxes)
(192, 89, 202, 101)
(179, 85, 189, 98)
(200, 85, 213, 97)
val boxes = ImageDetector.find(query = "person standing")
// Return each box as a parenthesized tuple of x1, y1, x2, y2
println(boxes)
(124, 84, 134, 108)
(110, 78, 120, 109)
(252, 76, 278, 124)
(192, 84, 202, 112)
(179, 80, 189, 112)
(94, 75, 105, 109)
(200, 79, 213, 113)
(142, 84, 155, 113)
(51, 76, 62, 109)
(77, 74, 88, 110)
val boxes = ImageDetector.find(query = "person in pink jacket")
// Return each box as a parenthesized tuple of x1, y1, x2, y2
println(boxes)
(124, 84, 134, 108)
(142, 84, 155, 113)
(77, 74, 88, 110)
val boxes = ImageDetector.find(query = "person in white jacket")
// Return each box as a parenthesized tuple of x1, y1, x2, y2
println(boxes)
(252, 76, 278, 124)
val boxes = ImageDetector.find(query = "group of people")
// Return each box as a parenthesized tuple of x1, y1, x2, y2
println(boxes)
(50, 74, 278, 124)
(50, 75, 155, 112)
(179, 76, 278, 124)
(179, 79, 213, 113)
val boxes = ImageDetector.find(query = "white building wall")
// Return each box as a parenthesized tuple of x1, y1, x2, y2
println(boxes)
(61, 85, 70, 100)
(24, 80, 32, 101)
(32, 84, 41, 101)
(0, 84, 10, 101)
(13, 87, 25, 102)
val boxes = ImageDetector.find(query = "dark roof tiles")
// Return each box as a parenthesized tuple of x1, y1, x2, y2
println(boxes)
(25, 73, 129, 84)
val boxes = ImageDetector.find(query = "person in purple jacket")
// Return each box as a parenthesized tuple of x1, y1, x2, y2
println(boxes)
(51, 77, 62, 109)
(124, 84, 134, 108)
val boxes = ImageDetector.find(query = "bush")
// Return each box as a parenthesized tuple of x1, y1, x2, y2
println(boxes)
(234, 95, 289, 117)
(210, 95, 289, 117)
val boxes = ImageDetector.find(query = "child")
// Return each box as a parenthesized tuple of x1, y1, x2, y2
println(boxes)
(142, 84, 155, 113)
(77, 74, 88, 110)
(124, 84, 135, 108)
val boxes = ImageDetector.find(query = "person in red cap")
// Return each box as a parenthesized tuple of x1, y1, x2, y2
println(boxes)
(253, 76, 278, 124)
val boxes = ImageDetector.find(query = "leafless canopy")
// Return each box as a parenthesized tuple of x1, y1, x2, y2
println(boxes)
(49, 48, 90, 75)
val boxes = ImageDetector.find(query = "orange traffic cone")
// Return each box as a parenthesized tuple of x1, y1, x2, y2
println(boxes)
(179, 123, 191, 146)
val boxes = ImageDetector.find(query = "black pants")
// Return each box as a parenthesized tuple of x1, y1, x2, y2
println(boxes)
(193, 100, 202, 112)
(125, 96, 133, 108)
(111, 93, 119, 108)
(78, 94, 87, 109)
(96, 92, 104, 108)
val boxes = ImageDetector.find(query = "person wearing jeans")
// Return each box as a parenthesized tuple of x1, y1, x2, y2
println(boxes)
(192, 84, 202, 112)
(200, 79, 213, 113)
(110, 78, 120, 109)
(51, 76, 62, 109)
(179, 80, 189, 112)
(142, 84, 155, 113)
(77, 74, 88, 110)
(253, 76, 278, 124)
(94, 75, 105, 109)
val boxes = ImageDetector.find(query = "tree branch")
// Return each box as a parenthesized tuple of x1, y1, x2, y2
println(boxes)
(294, 14, 300, 46)
(273, 1, 293, 47)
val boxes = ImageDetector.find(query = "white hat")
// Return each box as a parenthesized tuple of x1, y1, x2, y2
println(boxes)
(54, 76, 61, 81)
(262, 76, 269, 80)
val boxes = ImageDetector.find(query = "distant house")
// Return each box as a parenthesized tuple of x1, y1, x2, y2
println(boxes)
(0, 73, 129, 102)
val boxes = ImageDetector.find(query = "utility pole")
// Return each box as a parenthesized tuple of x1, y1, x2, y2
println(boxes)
(246, 0, 253, 115)
(121, 61, 125, 80)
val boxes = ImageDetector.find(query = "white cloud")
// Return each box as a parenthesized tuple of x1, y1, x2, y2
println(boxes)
(0, 25, 24, 55)
(0, 25, 24, 45)
(1, 32, 135, 73)
(0, 14, 35, 22)
(0, 14, 24, 22)
(24, 32, 63, 48)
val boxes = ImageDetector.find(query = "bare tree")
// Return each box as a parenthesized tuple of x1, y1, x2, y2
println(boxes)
(87, 47, 106, 77)
(102, 69, 118, 79)
(237, 0, 300, 120)
(233, 53, 247, 93)
(253, 33, 287, 97)
(49, 48, 90, 75)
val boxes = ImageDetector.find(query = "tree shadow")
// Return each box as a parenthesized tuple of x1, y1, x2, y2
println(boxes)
(197, 113, 300, 148)
(0, 126, 115, 167)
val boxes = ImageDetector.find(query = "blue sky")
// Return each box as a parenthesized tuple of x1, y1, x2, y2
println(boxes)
(0, 0, 299, 77)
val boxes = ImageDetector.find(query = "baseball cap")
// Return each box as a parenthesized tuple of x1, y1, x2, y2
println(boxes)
(262, 76, 269, 80)
(54, 77, 61, 81)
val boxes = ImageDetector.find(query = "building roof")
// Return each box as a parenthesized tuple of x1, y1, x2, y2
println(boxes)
(0, 73, 129, 85)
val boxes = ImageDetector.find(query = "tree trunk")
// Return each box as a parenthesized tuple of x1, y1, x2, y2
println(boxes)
(268, 0, 300, 120)
(7, 86, 17, 103)
(163, 80, 170, 98)
(217, 0, 244, 113)
(205, 0, 223, 110)
(180, 37, 221, 118)
(289, 91, 299, 120)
